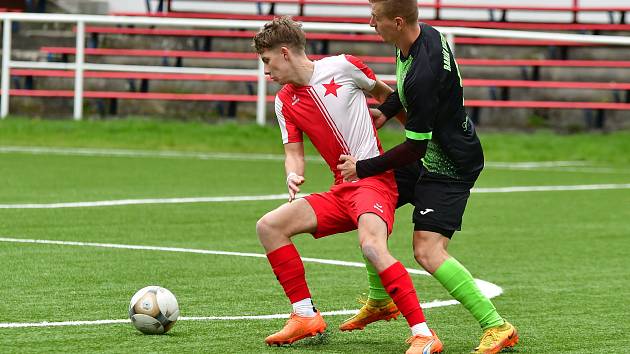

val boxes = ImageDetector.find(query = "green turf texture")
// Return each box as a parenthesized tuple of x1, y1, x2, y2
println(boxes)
(0, 117, 629, 353)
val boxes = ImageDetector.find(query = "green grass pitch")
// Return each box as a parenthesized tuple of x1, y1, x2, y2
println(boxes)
(0, 118, 629, 353)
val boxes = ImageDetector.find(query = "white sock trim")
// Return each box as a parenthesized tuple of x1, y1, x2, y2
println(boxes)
(411, 322, 432, 337)
(292, 298, 316, 317)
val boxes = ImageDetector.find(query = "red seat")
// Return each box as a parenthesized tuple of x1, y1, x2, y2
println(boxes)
(5, 89, 630, 111)
(40, 47, 630, 68)
(112, 11, 630, 32)
(79, 26, 612, 47)
(14, 68, 630, 90)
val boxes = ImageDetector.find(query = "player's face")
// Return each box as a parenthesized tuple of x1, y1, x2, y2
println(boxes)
(260, 47, 292, 85)
(369, 3, 398, 44)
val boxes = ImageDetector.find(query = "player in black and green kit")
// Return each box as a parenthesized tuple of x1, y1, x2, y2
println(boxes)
(337, 1, 519, 353)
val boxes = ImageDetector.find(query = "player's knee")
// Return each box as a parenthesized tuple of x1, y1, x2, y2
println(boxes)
(255, 214, 277, 241)
(413, 242, 448, 273)
(413, 247, 431, 268)
(360, 239, 387, 263)
(412, 239, 437, 267)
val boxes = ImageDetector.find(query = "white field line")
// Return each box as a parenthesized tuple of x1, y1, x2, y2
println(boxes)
(484, 161, 588, 168)
(0, 194, 291, 209)
(0, 146, 322, 162)
(523, 167, 630, 174)
(0, 237, 497, 329)
(1, 183, 629, 209)
(472, 183, 630, 193)
(1, 303, 467, 329)
(0, 145, 611, 171)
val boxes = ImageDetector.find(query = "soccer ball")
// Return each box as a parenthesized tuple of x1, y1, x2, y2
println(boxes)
(128, 286, 180, 334)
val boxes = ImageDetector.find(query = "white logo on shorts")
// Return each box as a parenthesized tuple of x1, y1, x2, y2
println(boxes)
(373, 203, 384, 213)
(419, 208, 434, 215)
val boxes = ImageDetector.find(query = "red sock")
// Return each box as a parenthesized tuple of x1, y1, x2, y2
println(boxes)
(379, 262, 426, 327)
(266, 244, 311, 303)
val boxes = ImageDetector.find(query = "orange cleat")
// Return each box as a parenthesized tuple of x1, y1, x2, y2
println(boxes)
(264, 312, 327, 346)
(339, 297, 400, 331)
(406, 329, 443, 354)
(471, 321, 519, 354)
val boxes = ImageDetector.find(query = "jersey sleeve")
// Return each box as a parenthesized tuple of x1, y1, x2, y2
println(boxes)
(403, 59, 439, 141)
(275, 95, 303, 144)
(378, 90, 403, 119)
(343, 54, 377, 92)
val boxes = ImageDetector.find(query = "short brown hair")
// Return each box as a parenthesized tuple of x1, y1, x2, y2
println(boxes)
(370, 0, 418, 25)
(252, 16, 306, 54)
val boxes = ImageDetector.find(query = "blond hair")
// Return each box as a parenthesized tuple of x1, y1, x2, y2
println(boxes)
(252, 16, 306, 54)
(369, 0, 418, 25)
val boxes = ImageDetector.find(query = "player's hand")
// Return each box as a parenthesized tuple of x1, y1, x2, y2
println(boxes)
(370, 108, 387, 129)
(286, 172, 305, 202)
(337, 155, 359, 182)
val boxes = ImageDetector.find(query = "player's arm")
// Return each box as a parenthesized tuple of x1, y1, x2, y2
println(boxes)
(284, 142, 306, 202)
(369, 79, 394, 103)
(353, 138, 427, 178)
(373, 90, 407, 127)
(368, 81, 407, 127)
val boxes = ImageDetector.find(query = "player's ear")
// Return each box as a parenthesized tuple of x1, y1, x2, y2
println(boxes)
(394, 16, 404, 30)
(280, 46, 290, 61)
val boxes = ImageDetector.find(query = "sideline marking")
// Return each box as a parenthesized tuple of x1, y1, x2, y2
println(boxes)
(0, 194, 290, 209)
(0, 146, 322, 162)
(473, 183, 630, 193)
(0, 237, 497, 328)
(0, 145, 606, 170)
(1, 183, 629, 209)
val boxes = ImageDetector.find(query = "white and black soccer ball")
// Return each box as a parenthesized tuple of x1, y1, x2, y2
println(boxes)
(129, 286, 180, 335)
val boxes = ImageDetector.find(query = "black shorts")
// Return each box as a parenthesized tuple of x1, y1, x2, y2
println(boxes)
(395, 164, 477, 238)
(394, 161, 422, 209)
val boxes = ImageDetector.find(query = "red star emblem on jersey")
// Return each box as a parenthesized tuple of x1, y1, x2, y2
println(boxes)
(322, 78, 342, 97)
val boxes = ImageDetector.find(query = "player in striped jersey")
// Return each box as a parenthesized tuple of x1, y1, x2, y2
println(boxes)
(253, 16, 442, 354)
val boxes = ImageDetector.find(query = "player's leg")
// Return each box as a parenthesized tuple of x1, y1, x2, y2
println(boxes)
(340, 163, 420, 331)
(412, 177, 518, 353)
(257, 198, 317, 252)
(338, 253, 400, 331)
(256, 199, 325, 346)
(413, 230, 517, 354)
(357, 212, 442, 354)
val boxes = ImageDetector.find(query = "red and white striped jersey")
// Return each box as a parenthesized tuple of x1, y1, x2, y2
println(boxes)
(275, 54, 384, 184)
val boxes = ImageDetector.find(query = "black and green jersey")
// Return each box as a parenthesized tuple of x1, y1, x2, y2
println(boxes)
(395, 23, 484, 179)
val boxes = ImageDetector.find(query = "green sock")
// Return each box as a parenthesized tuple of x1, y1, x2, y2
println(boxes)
(363, 255, 390, 301)
(433, 257, 504, 330)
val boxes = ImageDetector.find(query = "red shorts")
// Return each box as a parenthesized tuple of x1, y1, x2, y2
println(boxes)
(304, 172, 398, 238)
